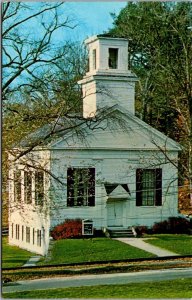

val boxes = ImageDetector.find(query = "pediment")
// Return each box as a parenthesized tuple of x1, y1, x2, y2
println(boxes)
(26, 105, 178, 151)
(105, 183, 130, 196)
(106, 184, 130, 200)
(47, 105, 181, 152)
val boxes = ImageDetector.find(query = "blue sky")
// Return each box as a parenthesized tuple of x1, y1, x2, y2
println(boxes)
(57, 2, 127, 42)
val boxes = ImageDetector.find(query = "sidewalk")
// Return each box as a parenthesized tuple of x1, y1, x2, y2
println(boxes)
(23, 256, 41, 267)
(114, 238, 179, 257)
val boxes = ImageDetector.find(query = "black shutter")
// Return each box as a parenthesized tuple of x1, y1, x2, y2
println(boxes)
(155, 169, 162, 206)
(67, 168, 74, 207)
(136, 169, 143, 206)
(88, 168, 95, 206)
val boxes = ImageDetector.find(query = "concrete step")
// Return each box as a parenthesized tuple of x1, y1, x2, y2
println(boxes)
(108, 227, 135, 238)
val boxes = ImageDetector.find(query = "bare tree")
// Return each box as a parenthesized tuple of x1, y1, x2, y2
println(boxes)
(2, 2, 77, 101)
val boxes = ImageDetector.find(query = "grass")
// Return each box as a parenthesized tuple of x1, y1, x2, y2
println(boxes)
(143, 234, 192, 255)
(3, 278, 192, 298)
(2, 237, 35, 268)
(39, 237, 155, 265)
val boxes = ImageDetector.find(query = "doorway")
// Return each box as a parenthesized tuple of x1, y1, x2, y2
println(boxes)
(107, 200, 124, 227)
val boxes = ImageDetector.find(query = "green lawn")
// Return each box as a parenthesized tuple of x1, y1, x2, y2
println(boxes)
(3, 278, 192, 298)
(143, 234, 192, 255)
(39, 238, 155, 265)
(2, 237, 35, 268)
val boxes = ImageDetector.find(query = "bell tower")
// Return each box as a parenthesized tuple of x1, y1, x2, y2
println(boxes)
(78, 35, 137, 118)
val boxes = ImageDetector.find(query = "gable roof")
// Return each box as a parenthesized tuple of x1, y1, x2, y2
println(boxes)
(16, 104, 181, 152)
(50, 104, 181, 152)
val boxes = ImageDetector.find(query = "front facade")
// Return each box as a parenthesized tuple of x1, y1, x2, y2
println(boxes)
(8, 35, 181, 255)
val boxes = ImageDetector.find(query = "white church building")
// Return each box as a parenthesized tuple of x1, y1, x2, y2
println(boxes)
(8, 35, 181, 255)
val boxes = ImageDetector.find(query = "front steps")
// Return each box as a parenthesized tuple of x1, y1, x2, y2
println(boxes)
(107, 226, 136, 238)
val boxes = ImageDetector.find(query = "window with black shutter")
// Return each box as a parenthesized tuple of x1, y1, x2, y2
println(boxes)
(67, 168, 95, 207)
(136, 169, 162, 206)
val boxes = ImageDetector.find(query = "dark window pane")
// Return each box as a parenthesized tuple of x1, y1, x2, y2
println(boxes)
(37, 229, 41, 246)
(67, 168, 95, 207)
(26, 226, 30, 243)
(109, 48, 118, 69)
(22, 225, 24, 241)
(14, 170, 21, 202)
(136, 169, 162, 207)
(35, 171, 44, 206)
(24, 171, 32, 204)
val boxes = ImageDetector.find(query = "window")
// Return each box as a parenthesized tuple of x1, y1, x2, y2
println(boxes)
(12, 223, 14, 238)
(14, 170, 21, 202)
(67, 168, 95, 207)
(136, 169, 162, 206)
(108, 48, 118, 69)
(16, 224, 19, 240)
(24, 171, 32, 204)
(92, 49, 96, 69)
(35, 171, 44, 205)
(22, 225, 24, 241)
(33, 228, 35, 245)
(26, 226, 30, 243)
(37, 229, 41, 246)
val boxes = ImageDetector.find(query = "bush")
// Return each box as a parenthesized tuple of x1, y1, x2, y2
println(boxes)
(94, 229, 105, 237)
(152, 220, 169, 234)
(152, 217, 191, 234)
(134, 226, 148, 237)
(51, 219, 82, 240)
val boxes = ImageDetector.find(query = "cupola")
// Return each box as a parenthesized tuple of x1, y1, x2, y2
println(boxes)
(78, 35, 137, 118)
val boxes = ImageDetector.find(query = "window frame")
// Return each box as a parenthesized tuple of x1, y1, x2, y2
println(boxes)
(26, 226, 30, 243)
(24, 171, 32, 204)
(92, 49, 96, 70)
(67, 167, 95, 207)
(14, 170, 21, 202)
(35, 171, 44, 206)
(22, 225, 24, 241)
(16, 224, 19, 240)
(108, 48, 118, 69)
(37, 229, 41, 247)
(33, 228, 35, 245)
(12, 223, 14, 238)
(136, 168, 162, 207)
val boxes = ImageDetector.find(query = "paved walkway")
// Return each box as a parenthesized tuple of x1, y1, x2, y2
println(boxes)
(23, 256, 41, 267)
(114, 238, 179, 257)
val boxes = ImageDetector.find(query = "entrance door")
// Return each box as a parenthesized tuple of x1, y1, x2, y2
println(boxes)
(107, 200, 123, 227)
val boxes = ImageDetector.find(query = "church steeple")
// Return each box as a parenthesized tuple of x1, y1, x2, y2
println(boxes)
(78, 35, 137, 118)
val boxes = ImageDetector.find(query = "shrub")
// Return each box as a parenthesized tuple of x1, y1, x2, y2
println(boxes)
(152, 217, 191, 234)
(134, 226, 148, 237)
(94, 229, 105, 237)
(51, 219, 82, 240)
(152, 220, 169, 234)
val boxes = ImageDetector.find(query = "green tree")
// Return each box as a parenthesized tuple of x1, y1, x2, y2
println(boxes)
(110, 2, 192, 208)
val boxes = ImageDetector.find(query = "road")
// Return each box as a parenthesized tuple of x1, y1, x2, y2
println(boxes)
(3, 267, 192, 294)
